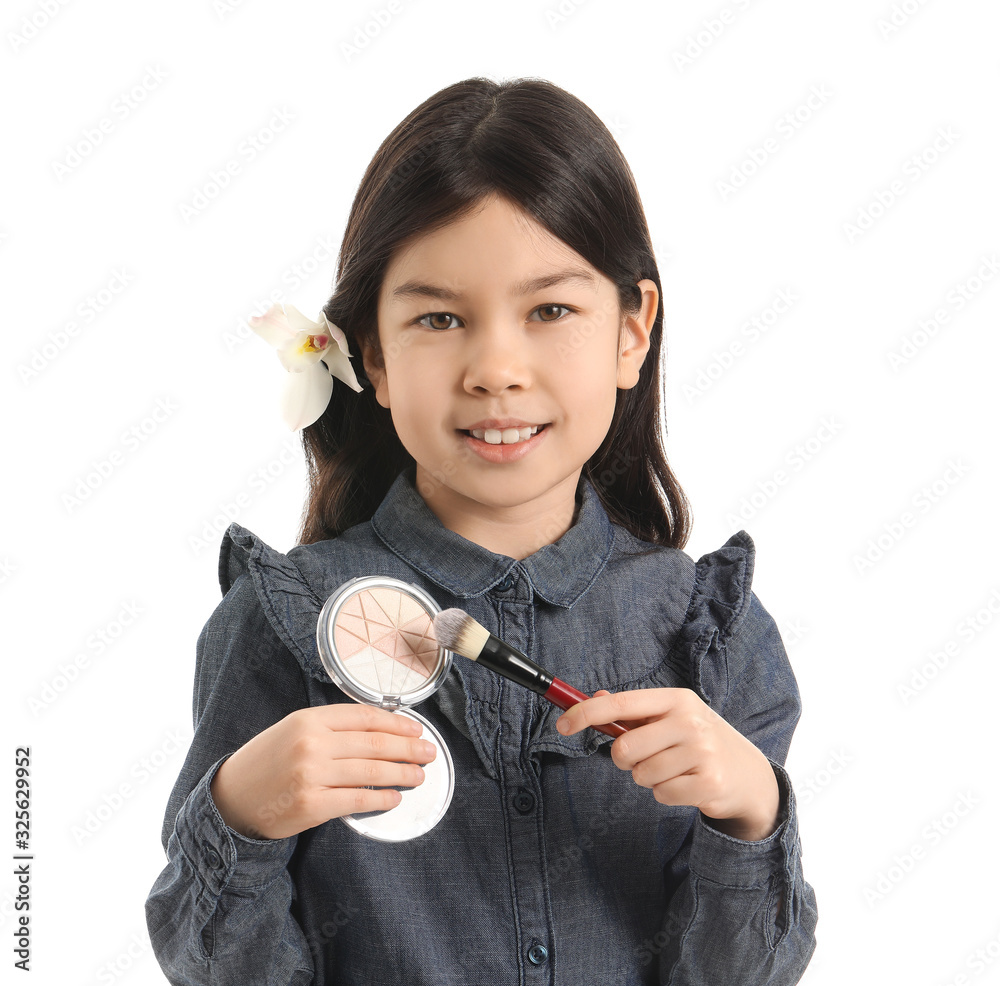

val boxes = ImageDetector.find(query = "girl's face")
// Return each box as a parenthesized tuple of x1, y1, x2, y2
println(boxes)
(365, 194, 656, 553)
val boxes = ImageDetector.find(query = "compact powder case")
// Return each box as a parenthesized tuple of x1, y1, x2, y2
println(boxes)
(315, 576, 455, 842)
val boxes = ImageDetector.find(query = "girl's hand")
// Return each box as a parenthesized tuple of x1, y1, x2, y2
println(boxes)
(556, 688, 781, 842)
(209, 704, 438, 840)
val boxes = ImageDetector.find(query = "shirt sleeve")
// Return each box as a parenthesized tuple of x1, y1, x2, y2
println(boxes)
(145, 573, 316, 985)
(657, 590, 819, 985)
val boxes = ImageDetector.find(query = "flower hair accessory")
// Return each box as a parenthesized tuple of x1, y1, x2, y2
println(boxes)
(249, 303, 363, 430)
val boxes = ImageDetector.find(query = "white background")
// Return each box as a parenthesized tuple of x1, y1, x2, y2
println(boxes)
(4, 0, 999, 982)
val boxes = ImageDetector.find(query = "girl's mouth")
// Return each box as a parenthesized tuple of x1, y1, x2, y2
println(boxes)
(459, 424, 548, 446)
(457, 424, 551, 463)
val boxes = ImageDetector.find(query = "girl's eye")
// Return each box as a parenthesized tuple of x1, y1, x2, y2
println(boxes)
(416, 312, 460, 331)
(532, 304, 574, 322)
(414, 304, 575, 331)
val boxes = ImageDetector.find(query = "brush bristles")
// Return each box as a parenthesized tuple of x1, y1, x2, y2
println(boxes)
(432, 608, 489, 660)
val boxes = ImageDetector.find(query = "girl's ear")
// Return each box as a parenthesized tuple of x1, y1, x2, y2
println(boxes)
(360, 341, 391, 409)
(616, 279, 657, 390)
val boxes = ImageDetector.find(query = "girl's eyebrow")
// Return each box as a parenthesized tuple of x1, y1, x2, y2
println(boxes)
(390, 267, 597, 302)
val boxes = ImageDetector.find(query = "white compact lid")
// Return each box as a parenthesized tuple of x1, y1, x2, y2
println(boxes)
(316, 576, 453, 709)
(339, 707, 455, 842)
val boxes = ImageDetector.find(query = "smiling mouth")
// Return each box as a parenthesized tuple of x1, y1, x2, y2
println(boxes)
(459, 424, 548, 445)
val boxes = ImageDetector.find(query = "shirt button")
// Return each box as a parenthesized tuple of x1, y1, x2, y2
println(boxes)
(513, 789, 535, 814)
(204, 846, 222, 869)
(527, 944, 549, 965)
(496, 573, 515, 592)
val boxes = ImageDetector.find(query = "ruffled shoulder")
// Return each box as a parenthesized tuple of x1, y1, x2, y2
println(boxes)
(668, 530, 756, 707)
(217, 521, 331, 684)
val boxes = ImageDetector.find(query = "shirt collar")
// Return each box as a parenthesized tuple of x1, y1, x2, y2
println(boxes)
(370, 465, 615, 608)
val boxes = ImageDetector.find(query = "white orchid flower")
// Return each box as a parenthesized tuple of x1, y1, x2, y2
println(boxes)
(248, 303, 363, 430)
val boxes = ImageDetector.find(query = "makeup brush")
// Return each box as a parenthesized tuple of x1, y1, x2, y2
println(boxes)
(432, 609, 629, 739)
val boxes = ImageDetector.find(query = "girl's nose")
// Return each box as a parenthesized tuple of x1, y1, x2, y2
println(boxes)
(462, 326, 531, 394)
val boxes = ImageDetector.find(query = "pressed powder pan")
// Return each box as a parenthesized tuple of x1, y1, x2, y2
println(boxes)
(316, 576, 455, 841)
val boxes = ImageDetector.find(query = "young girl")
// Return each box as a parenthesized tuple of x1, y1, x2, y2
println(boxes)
(146, 76, 818, 984)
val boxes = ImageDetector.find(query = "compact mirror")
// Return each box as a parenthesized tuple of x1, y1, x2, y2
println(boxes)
(316, 576, 455, 841)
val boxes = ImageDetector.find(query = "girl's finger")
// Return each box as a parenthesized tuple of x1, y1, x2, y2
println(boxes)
(647, 771, 709, 812)
(315, 784, 409, 820)
(314, 704, 424, 736)
(625, 746, 700, 791)
(557, 687, 689, 735)
(325, 758, 427, 791)
(329, 731, 438, 766)
(607, 721, 683, 770)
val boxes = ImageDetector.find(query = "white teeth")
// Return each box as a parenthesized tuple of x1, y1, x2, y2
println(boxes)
(469, 425, 541, 445)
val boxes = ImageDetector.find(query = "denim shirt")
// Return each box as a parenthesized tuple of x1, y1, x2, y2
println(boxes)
(146, 465, 818, 985)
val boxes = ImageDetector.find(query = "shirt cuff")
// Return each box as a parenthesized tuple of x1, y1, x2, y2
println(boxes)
(172, 755, 299, 896)
(687, 759, 800, 887)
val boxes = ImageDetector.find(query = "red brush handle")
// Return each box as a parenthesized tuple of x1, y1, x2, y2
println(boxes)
(543, 678, 629, 738)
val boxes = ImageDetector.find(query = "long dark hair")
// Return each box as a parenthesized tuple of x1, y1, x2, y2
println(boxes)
(298, 76, 691, 550)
